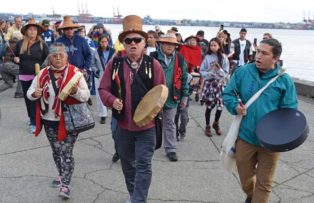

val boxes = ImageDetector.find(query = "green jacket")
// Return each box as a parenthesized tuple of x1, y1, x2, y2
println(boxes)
(223, 63, 298, 146)
(156, 49, 189, 109)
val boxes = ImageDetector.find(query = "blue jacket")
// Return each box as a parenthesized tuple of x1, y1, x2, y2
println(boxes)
(222, 63, 298, 146)
(56, 34, 92, 70)
(41, 29, 54, 47)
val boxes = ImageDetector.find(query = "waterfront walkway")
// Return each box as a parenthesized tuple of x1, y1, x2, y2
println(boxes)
(0, 87, 313, 203)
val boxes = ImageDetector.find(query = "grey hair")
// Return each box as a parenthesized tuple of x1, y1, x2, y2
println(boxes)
(48, 42, 68, 58)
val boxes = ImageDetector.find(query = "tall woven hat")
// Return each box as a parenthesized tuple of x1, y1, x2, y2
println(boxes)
(118, 15, 148, 43)
(58, 16, 80, 30)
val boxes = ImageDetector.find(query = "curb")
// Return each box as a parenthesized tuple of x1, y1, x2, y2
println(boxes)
(293, 78, 314, 98)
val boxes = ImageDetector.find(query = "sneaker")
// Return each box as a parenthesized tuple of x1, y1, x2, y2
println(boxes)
(51, 176, 62, 188)
(212, 122, 222, 135)
(205, 125, 212, 137)
(112, 152, 120, 162)
(29, 125, 36, 134)
(59, 186, 70, 199)
(166, 152, 178, 162)
(195, 93, 199, 102)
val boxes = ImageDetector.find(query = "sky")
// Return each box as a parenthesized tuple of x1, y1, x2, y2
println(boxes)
(0, 0, 313, 23)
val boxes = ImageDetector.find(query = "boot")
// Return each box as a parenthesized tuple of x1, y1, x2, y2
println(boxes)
(195, 93, 199, 102)
(100, 116, 106, 124)
(205, 125, 212, 137)
(212, 122, 222, 135)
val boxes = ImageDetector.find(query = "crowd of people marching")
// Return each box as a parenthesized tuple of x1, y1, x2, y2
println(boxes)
(0, 15, 298, 203)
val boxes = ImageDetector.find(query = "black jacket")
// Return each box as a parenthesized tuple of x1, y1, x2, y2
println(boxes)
(14, 40, 49, 75)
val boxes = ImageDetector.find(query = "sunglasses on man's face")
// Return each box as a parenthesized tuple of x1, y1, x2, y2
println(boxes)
(124, 37, 144, 45)
(64, 28, 74, 31)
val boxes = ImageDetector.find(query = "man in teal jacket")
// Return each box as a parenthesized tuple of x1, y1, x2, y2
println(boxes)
(223, 38, 298, 203)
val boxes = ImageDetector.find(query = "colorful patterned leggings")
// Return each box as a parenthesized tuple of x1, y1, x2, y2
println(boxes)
(43, 121, 78, 186)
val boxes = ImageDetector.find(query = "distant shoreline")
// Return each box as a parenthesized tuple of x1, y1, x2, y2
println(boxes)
(1, 12, 313, 31)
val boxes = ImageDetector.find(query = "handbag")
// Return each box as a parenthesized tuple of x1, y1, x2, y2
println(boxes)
(63, 102, 95, 134)
(220, 70, 285, 172)
(49, 68, 95, 134)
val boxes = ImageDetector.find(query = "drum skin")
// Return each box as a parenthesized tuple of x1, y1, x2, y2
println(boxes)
(133, 85, 168, 127)
(256, 108, 309, 152)
(59, 71, 83, 101)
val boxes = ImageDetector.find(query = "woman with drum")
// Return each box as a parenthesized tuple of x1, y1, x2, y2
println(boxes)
(27, 43, 90, 199)
(222, 38, 298, 203)
(200, 37, 229, 137)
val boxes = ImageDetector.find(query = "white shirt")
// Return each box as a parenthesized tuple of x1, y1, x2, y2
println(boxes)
(239, 39, 247, 66)
(146, 46, 156, 56)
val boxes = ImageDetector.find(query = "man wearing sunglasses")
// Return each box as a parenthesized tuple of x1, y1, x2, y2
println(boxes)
(98, 15, 166, 203)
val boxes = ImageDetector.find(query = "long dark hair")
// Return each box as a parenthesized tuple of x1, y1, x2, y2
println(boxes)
(97, 34, 110, 52)
(207, 37, 224, 67)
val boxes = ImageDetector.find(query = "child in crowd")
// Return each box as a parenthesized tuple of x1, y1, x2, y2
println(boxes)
(175, 73, 193, 140)
(200, 37, 229, 137)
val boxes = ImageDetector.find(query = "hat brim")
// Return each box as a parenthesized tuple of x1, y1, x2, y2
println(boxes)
(21, 24, 44, 35)
(57, 24, 80, 30)
(184, 36, 199, 43)
(118, 30, 148, 43)
(157, 38, 179, 45)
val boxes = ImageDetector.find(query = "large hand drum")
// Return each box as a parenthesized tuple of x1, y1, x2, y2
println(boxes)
(58, 71, 83, 101)
(256, 108, 309, 152)
(133, 85, 168, 127)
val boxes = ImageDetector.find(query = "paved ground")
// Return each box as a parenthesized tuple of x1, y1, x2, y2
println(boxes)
(0, 86, 313, 203)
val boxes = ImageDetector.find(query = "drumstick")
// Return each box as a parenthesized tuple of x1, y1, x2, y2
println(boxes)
(35, 63, 41, 88)
(233, 89, 244, 107)
(5, 41, 17, 57)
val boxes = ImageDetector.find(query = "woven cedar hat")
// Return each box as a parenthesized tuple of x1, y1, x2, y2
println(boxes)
(118, 15, 148, 42)
(21, 18, 44, 35)
(184, 35, 199, 43)
(58, 16, 80, 30)
(157, 32, 179, 45)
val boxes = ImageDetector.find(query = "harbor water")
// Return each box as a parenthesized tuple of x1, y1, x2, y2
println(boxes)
(85, 24, 314, 82)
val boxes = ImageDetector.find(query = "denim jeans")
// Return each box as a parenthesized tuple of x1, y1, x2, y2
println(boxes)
(116, 127, 156, 203)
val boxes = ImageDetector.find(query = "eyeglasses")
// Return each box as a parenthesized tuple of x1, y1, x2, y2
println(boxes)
(124, 37, 144, 45)
(51, 53, 66, 59)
